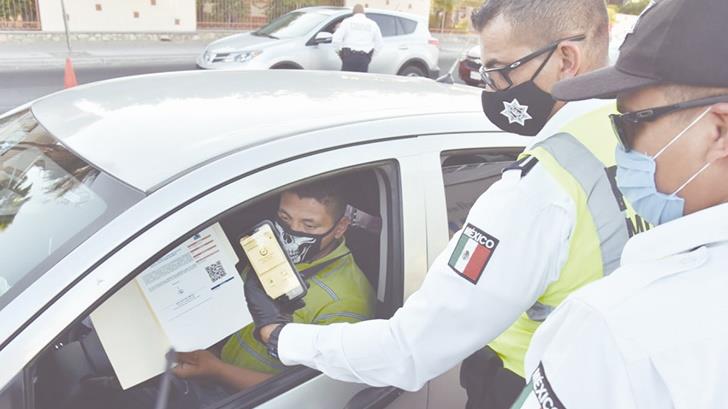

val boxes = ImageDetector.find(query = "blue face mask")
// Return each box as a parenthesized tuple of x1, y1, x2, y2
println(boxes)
(616, 108, 713, 226)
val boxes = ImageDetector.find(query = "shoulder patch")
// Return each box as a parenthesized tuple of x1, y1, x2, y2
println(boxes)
(531, 362, 566, 409)
(448, 223, 499, 284)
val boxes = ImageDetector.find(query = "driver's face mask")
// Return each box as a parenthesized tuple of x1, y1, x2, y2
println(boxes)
(273, 217, 339, 264)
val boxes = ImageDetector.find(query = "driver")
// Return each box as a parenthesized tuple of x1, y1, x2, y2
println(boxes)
(168, 180, 375, 401)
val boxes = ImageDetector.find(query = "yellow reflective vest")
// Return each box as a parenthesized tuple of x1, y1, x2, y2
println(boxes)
(489, 102, 650, 377)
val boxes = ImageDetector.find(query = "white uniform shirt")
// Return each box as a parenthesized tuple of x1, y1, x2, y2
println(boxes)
(332, 13, 383, 53)
(278, 99, 611, 391)
(519, 203, 728, 409)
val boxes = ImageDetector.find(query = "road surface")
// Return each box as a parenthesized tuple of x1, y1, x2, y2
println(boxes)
(0, 51, 465, 115)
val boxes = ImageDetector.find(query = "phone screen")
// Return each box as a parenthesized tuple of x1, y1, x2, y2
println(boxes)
(240, 223, 305, 301)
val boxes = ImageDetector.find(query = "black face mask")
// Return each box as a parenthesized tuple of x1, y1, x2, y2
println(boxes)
(273, 217, 339, 264)
(480, 51, 557, 137)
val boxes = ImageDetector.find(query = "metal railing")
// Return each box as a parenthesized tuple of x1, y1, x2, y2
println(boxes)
(0, 0, 40, 30)
(197, 0, 343, 30)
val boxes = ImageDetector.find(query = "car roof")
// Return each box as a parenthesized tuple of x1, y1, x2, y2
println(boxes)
(299, 6, 424, 20)
(31, 70, 481, 193)
(298, 6, 349, 15)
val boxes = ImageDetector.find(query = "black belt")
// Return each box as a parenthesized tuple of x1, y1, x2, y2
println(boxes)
(342, 48, 372, 56)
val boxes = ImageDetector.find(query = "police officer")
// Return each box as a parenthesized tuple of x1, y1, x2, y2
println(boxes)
(332, 4, 383, 73)
(244, 0, 647, 408)
(513, 0, 728, 407)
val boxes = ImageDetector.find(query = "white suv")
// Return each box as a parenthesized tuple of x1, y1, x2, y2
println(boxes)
(197, 6, 440, 77)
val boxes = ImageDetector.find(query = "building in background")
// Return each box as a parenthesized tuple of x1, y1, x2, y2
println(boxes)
(0, 0, 432, 33)
(37, 0, 196, 32)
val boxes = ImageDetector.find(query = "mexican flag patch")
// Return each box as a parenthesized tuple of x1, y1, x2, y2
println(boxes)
(448, 224, 499, 284)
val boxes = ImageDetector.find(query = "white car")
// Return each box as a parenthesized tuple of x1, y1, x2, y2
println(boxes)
(0, 70, 528, 409)
(196, 7, 440, 78)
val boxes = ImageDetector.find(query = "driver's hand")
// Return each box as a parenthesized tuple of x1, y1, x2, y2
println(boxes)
(173, 350, 222, 379)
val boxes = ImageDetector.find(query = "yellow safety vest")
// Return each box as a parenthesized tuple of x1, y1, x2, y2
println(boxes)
(489, 103, 650, 377)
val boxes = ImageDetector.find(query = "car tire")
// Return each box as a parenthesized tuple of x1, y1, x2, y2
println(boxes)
(271, 63, 302, 70)
(399, 64, 427, 77)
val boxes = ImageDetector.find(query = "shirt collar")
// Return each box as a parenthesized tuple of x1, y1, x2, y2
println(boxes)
(622, 203, 728, 265)
(295, 239, 350, 270)
(526, 99, 614, 149)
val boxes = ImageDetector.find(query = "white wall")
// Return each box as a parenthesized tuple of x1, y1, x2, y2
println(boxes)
(345, 0, 431, 21)
(38, 0, 196, 32)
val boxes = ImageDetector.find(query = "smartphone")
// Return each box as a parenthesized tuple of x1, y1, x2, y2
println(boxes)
(240, 220, 307, 303)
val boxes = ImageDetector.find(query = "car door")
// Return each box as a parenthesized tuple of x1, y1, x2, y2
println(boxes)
(366, 13, 404, 75)
(414, 131, 527, 409)
(2, 138, 432, 409)
(306, 15, 348, 71)
(236, 140, 427, 409)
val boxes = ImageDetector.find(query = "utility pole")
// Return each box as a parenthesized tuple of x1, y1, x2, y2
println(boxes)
(60, 0, 77, 88)
(60, 0, 72, 53)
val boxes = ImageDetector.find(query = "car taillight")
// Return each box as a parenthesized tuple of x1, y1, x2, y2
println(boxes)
(428, 38, 440, 46)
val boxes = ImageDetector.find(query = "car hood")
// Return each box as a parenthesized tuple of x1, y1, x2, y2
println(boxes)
(206, 32, 287, 52)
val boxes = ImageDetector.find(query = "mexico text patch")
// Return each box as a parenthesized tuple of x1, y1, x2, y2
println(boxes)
(530, 362, 566, 409)
(448, 224, 499, 284)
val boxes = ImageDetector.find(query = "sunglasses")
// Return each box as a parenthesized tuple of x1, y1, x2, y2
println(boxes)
(479, 34, 586, 91)
(610, 94, 728, 151)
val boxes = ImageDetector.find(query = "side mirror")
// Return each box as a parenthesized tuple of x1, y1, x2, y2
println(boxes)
(314, 31, 333, 44)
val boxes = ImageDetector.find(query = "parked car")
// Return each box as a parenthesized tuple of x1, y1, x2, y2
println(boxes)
(196, 6, 440, 78)
(458, 45, 484, 87)
(0, 70, 528, 409)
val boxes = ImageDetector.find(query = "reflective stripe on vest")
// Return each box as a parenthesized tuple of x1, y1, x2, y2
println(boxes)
(530, 132, 628, 277)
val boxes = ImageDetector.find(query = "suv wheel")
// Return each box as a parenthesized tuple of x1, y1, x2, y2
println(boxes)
(271, 63, 302, 70)
(399, 64, 427, 77)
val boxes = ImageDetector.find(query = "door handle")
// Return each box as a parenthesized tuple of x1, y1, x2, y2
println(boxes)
(398, 45, 408, 50)
(342, 386, 403, 409)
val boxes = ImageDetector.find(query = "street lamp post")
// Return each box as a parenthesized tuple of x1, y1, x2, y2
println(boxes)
(60, 0, 72, 53)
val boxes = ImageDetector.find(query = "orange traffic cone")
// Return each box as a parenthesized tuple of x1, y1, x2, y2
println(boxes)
(64, 57, 78, 88)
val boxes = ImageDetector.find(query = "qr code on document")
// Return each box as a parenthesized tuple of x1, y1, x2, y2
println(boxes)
(205, 260, 227, 283)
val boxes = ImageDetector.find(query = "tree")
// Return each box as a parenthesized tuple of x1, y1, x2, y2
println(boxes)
(0, 0, 38, 25)
(431, 0, 456, 31)
(265, 0, 341, 21)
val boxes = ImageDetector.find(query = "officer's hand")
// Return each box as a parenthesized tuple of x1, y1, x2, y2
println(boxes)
(243, 272, 304, 342)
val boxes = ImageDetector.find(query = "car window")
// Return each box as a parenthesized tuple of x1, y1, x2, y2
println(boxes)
(30, 163, 403, 409)
(0, 110, 142, 310)
(368, 13, 398, 37)
(253, 11, 329, 39)
(0, 371, 23, 408)
(397, 17, 417, 35)
(441, 149, 522, 237)
(320, 15, 350, 34)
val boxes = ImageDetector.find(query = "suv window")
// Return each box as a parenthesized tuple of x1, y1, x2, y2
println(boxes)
(30, 164, 403, 409)
(368, 13, 397, 37)
(397, 17, 417, 34)
(254, 11, 329, 39)
(441, 149, 522, 237)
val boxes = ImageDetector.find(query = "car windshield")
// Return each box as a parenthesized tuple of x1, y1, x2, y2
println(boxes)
(0, 110, 142, 310)
(253, 11, 328, 39)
